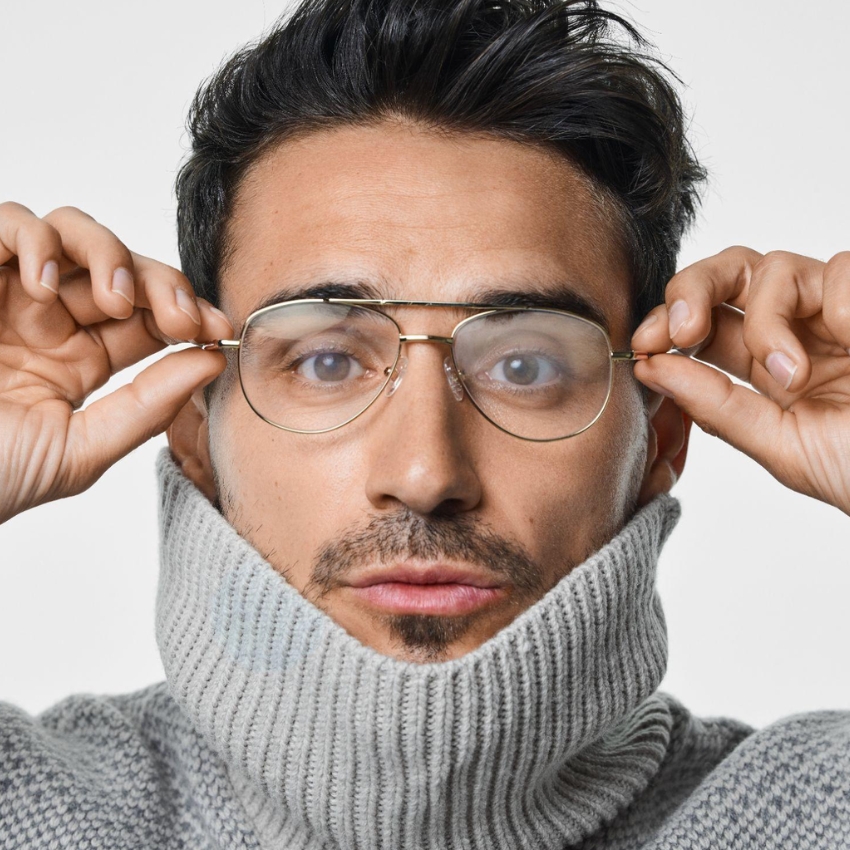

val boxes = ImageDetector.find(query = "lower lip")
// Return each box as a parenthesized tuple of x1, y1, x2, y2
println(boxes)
(348, 582, 505, 615)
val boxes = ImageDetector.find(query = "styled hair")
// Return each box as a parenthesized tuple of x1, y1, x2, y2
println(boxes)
(176, 0, 705, 334)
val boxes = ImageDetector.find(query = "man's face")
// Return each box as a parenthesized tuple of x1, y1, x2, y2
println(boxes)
(203, 120, 654, 663)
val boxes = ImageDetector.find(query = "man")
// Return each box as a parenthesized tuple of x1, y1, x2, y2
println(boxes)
(0, 0, 848, 847)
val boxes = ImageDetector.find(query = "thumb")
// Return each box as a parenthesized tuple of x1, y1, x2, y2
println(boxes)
(65, 347, 226, 489)
(634, 352, 784, 468)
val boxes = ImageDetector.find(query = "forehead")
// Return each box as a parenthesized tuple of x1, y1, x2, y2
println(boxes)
(220, 120, 632, 338)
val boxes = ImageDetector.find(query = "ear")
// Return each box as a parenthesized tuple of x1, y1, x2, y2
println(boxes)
(166, 389, 218, 504)
(636, 392, 692, 508)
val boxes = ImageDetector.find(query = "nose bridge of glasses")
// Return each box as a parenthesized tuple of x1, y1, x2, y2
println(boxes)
(398, 334, 454, 345)
(383, 335, 464, 401)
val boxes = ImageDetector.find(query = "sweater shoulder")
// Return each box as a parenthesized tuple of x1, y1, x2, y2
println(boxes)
(612, 693, 757, 830)
(652, 703, 850, 848)
(0, 683, 254, 849)
(0, 680, 176, 772)
(587, 695, 850, 849)
(0, 684, 175, 836)
(0, 681, 180, 784)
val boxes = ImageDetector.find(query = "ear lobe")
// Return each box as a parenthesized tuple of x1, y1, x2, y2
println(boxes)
(636, 394, 693, 507)
(166, 389, 218, 504)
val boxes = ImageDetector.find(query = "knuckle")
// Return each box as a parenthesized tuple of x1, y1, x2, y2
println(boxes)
(826, 251, 850, 276)
(0, 200, 34, 218)
(754, 250, 793, 274)
(45, 205, 94, 223)
(719, 244, 757, 260)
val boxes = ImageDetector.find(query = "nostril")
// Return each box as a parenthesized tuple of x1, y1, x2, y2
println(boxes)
(443, 356, 465, 402)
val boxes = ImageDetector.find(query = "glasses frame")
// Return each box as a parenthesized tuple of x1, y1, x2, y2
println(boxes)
(197, 297, 649, 442)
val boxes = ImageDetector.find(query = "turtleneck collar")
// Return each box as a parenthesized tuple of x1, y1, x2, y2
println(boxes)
(154, 446, 681, 850)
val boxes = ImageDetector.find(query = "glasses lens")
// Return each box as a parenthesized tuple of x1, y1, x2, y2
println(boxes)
(452, 310, 613, 440)
(239, 302, 400, 432)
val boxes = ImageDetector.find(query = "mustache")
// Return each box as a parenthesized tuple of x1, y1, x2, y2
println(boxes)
(308, 508, 545, 599)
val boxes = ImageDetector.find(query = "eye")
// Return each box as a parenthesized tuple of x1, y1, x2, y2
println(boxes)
(485, 353, 560, 386)
(296, 351, 366, 383)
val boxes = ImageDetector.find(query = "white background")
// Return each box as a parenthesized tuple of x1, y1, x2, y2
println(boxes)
(0, 0, 847, 727)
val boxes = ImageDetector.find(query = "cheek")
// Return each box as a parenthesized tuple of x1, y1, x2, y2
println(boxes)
(489, 384, 647, 570)
(209, 400, 370, 577)
(587, 378, 650, 523)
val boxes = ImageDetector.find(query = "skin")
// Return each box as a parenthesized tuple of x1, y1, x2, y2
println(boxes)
(166, 120, 691, 663)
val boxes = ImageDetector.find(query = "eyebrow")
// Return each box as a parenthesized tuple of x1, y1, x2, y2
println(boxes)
(249, 279, 611, 333)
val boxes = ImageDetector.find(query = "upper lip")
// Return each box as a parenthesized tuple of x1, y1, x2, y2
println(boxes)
(346, 562, 503, 588)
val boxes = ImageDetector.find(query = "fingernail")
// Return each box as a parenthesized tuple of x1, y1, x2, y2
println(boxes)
(668, 300, 690, 339)
(633, 313, 658, 338)
(766, 351, 797, 390)
(111, 267, 134, 307)
(641, 379, 675, 399)
(40, 260, 59, 294)
(176, 288, 202, 325)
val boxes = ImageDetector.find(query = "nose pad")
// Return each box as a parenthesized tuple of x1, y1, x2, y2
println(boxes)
(443, 355, 465, 402)
(385, 355, 408, 397)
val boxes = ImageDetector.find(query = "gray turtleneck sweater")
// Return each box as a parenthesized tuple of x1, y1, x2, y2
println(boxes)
(1, 447, 848, 849)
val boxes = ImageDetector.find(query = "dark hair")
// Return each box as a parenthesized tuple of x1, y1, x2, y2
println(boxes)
(177, 0, 704, 334)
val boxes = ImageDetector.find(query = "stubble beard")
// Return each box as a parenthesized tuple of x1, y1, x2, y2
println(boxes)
(306, 508, 547, 662)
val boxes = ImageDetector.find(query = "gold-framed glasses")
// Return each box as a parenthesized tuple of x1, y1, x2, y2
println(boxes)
(196, 298, 648, 442)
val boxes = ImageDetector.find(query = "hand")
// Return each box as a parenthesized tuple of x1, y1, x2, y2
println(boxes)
(630, 246, 850, 516)
(0, 202, 234, 525)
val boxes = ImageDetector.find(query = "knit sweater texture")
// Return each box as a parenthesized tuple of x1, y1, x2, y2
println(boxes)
(1, 446, 848, 849)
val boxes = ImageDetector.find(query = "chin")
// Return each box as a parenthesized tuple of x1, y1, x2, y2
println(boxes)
(346, 609, 502, 663)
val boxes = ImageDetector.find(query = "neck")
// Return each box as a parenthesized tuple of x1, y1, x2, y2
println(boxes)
(154, 447, 680, 849)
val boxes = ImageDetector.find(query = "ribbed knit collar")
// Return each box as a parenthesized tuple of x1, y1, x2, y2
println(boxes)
(154, 446, 680, 850)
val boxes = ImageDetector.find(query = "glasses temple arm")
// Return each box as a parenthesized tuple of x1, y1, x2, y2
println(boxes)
(196, 339, 241, 351)
(611, 350, 650, 362)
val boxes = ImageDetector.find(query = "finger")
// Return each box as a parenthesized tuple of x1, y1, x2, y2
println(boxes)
(84, 310, 168, 375)
(661, 245, 763, 349)
(742, 251, 825, 392)
(131, 253, 232, 342)
(54, 261, 233, 345)
(822, 251, 850, 353)
(65, 347, 226, 490)
(42, 206, 137, 320)
(633, 302, 755, 383)
(631, 304, 670, 353)
(683, 305, 755, 382)
(0, 201, 64, 303)
(633, 353, 784, 469)
(90, 299, 233, 374)
(195, 298, 236, 343)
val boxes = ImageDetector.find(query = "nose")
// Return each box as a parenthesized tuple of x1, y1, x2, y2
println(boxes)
(364, 343, 482, 516)
(385, 350, 464, 402)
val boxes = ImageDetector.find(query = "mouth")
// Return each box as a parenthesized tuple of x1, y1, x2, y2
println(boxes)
(345, 562, 507, 616)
